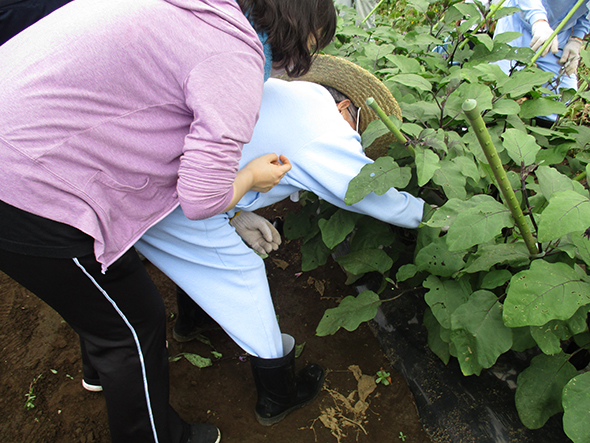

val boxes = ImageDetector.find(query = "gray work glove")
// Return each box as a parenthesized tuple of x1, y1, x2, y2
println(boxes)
(559, 37, 583, 76)
(230, 211, 281, 255)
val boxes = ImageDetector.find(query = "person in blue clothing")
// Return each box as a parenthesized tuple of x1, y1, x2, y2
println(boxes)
(493, 0, 589, 120)
(131, 55, 425, 426)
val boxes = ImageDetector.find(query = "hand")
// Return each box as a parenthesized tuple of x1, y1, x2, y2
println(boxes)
(559, 37, 583, 76)
(530, 20, 558, 57)
(230, 211, 281, 255)
(241, 153, 291, 193)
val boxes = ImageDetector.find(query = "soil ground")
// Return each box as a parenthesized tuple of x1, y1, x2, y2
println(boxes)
(0, 201, 431, 443)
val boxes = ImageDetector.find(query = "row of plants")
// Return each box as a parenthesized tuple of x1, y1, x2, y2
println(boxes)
(283, 1, 590, 441)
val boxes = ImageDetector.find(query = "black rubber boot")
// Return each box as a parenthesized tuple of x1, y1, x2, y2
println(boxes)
(187, 423, 220, 443)
(249, 334, 325, 426)
(173, 286, 220, 342)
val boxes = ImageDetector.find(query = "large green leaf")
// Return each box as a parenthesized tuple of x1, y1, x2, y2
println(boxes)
(349, 217, 396, 252)
(385, 73, 432, 92)
(445, 195, 513, 251)
(445, 82, 494, 118)
(462, 241, 531, 274)
(515, 354, 577, 429)
(415, 146, 441, 186)
(423, 275, 471, 329)
(316, 290, 381, 336)
(501, 128, 541, 166)
(536, 166, 588, 200)
(335, 248, 393, 275)
(318, 210, 361, 249)
(519, 97, 567, 119)
(537, 191, 590, 242)
(492, 98, 521, 115)
(432, 160, 467, 200)
(504, 260, 590, 327)
(563, 372, 590, 443)
(499, 69, 554, 99)
(423, 307, 451, 364)
(301, 233, 332, 272)
(450, 290, 513, 375)
(530, 320, 573, 355)
(422, 195, 490, 230)
(415, 236, 467, 277)
(345, 157, 411, 205)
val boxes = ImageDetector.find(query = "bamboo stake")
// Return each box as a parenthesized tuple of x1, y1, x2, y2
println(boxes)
(362, 0, 386, 24)
(366, 97, 415, 156)
(462, 99, 539, 255)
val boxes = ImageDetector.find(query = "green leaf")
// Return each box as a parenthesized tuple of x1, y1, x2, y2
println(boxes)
(511, 326, 537, 352)
(462, 241, 531, 273)
(445, 195, 513, 251)
(450, 290, 513, 374)
(318, 210, 361, 249)
(349, 217, 396, 252)
(563, 372, 590, 443)
(481, 269, 512, 289)
(499, 69, 554, 99)
(519, 97, 567, 119)
(422, 196, 490, 229)
(396, 263, 417, 282)
(385, 73, 432, 92)
(492, 98, 521, 115)
(335, 248, 393, 275)
(283, 200, 318, 240)
(301, 233, 332, 272)
(452, 155, 480, 182)
(423, 307, 451, 365)
(316, 290, 381, 336)
(537, 191, 590, 242)
(361, 118, 392, 150)
(536, 166, 588, 200)
(501, 128, 541, 166)
(515, 353, 577, 429)
(345, 157, 411, 205)
(445, 82, 494, 118)
(423, 275, 471, 329)
(473, 33, 494, 51)
(415, 147, 441, 186)
(530, 320, 573, 355)
(170, 353, 212, 368)
(493, 30, 523, 44)
(432, 161, 467, 200)
(504, 260, 590, 327)
(415, 236, 467, 277)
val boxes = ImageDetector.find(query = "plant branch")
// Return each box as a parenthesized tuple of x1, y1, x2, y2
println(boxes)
(462, 99, 539, 255)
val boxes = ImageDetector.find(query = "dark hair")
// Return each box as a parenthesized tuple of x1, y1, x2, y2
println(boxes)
(322, 85, 360, 128)
(237, 0, 337, 77)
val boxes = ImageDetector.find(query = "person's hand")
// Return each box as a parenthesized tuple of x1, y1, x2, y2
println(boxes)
(230, 211, 281, 255)
(559, 37, 583, 76)
(241, 153, 291, 193)
(530, 20, 558, 57)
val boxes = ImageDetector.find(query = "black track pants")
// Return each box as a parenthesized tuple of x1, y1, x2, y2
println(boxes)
(0, 247, 190, 443)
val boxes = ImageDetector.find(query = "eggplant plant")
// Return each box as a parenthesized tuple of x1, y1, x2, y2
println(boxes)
(283, 1, 590, 441)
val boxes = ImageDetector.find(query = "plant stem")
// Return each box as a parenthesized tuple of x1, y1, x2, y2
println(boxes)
(462, 99, 539, 255)
(366, 97, 415, 156)
(574, 170, 587, 182)
(528, 0, 586, 66)
(362, 0, 386, 23)
(457, 0, 506, 51)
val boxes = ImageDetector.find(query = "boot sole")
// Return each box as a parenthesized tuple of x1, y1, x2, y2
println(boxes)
(255, 372, 326, 426)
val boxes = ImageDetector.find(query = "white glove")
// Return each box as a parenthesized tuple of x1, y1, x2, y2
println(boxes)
(559, 37, 583, 76)
(530, 20, 558, 57)
(230, 211, 281, 255)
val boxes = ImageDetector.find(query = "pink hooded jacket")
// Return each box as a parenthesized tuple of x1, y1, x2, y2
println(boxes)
(0, 0, 265, 271)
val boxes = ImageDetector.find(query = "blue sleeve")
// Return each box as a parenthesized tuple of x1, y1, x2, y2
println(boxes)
(279, 131, 425, 229)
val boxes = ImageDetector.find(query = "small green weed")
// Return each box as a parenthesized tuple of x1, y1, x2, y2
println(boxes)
(24, 374, 42, 410)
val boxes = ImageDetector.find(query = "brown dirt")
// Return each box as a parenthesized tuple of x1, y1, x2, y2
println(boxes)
(0, 201, 431, 443)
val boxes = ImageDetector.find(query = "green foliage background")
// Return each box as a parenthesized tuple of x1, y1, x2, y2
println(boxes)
(283, 1, 590, 441)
